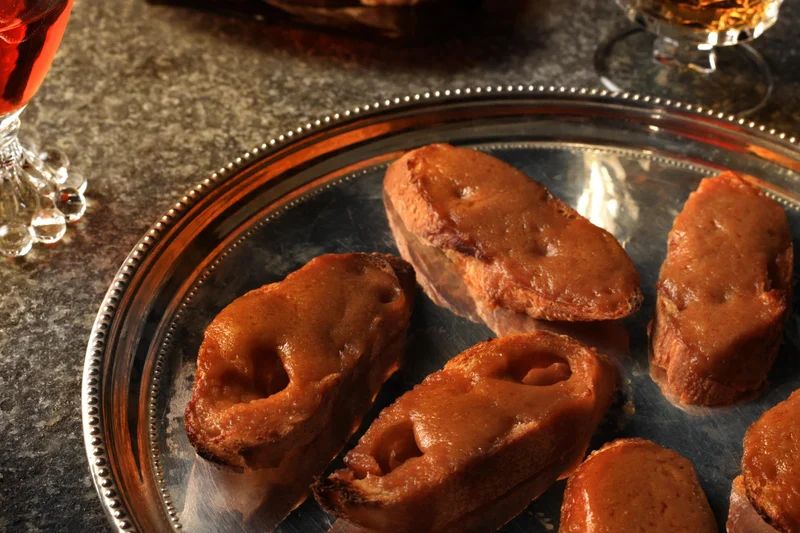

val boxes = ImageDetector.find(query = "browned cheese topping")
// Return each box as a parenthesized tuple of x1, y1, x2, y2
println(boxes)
(652, 172, 792, 405)
(185, 253, 414, 470)
(742, 389, 800, 532)
(384, 144, 642, 321)
(560, 438, 717, 533)
(316, 332, 618, 532)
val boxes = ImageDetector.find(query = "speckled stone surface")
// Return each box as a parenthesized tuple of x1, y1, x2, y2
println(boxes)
(0, 0, 798, 530)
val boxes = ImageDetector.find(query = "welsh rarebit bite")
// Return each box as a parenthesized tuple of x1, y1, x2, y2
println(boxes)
(314, 332, 618, 532)
(728, 389, 800, 533)
(384, 143, 642, 322)
(184, 253, 415, 522)
(560, 438, 717, 533)
(650, 172, 792, 406)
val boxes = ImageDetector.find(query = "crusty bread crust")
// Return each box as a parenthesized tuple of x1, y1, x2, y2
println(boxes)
(650, 173, 792, 406)
(384, 143, 642, 322)
(650, 296, 785, 406)
(386, 189, 631, 358)
(727, 476, 781, 533)
(314, 332, 618, 532)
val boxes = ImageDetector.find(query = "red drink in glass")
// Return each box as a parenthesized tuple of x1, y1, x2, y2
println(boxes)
(0, 0, 73, 116)
(0, 0, 84, 257)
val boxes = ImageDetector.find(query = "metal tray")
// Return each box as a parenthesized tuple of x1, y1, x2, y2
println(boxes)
(83, 86, 800, 532)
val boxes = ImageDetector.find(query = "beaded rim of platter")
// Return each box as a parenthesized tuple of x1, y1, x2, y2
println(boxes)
(81, 84, 800, 532)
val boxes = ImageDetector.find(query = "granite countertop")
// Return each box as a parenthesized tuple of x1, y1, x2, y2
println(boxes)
(1, 0, 798, 530)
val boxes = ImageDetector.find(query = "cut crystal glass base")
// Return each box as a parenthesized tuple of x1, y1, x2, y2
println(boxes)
(0, 110, 87, 257)
(594, 27, 774, 116)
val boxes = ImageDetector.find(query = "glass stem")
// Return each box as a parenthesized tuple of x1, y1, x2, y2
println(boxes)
(0, 103, 87, 256)
(0, 108, 24, 182)
(652, 36, 717, 74)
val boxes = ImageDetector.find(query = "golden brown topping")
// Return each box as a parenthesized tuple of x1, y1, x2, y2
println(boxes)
(560, 438, 717, 533)
(651, 172, 792, 406)
(384, 143, 642, 321)
(184, 253, 415, 470)
(315, 332, 618, 532)
(742, 389, 800, 532)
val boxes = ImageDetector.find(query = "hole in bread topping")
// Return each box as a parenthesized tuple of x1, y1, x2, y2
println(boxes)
(520, 361, 571, 386)
(528, 241, 547, 256)
(765, 253, 788, 293)
(528, 240, 556, 257)
(372, 421, 423, 475)
(504, 351, 572, 386)
(251, 347, 290, 398)
(377, 286, 399, 304)
(708, 289, 728, 304)
(456, 186, 475, 199)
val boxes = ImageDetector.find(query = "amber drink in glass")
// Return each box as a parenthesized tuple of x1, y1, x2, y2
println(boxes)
(596, 0, 783, 114)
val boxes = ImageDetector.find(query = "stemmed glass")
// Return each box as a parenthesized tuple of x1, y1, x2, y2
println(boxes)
(595, 0, 784, 115)
(0, 0, 86, 257)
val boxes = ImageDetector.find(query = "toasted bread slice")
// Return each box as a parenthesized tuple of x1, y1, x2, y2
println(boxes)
(314, 332, 618, 532)
(650, 173, 792, 406)
(560, 438, 716, 532)
(185, 253, 415, 469)
(385, 190, 630, 358)
(727, 476, 781, 533)
(183, 253, 414, 522)
(383, 143, 642, 322)
(730, 389, 800, 532)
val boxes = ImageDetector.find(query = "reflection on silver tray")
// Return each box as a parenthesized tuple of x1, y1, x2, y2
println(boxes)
(83, 86, 800, 532)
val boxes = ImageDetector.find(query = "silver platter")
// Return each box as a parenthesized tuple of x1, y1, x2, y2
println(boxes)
(83, 86, 800, 532)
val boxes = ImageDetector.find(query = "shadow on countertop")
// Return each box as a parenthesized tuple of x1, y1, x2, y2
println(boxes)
(144, 0, 554, 76)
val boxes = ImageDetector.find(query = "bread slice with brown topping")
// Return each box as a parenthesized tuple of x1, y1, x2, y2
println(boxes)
(384, 143, 642, 322)
(650, 173, 792, 406)
(728, 389, 800, 532)
(184, 253, 415, 523)
(560, 438, 717, 532)
(314, 332, 618, 532)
